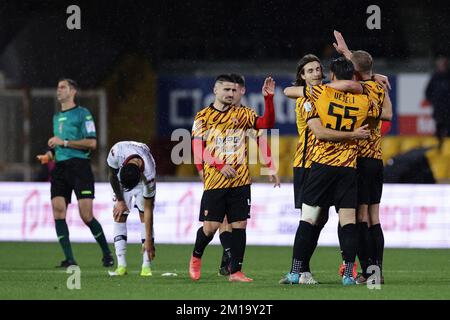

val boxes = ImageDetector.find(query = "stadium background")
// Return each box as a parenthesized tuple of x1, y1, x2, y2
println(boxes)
(0, 0, 449, 300)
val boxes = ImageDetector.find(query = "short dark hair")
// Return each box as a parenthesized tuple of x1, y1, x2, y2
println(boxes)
(351, 50, 373, 74)
(119, 163, 141, 191)
(230, 73, 246, 87)
(215, 74, 235, 84)
(294, 54, 324, 86)
(58, 78, 78, 90)
(330, 57, 355, 80)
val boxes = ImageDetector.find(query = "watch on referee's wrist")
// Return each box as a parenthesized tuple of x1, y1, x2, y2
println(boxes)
(63, 140, 69, 148)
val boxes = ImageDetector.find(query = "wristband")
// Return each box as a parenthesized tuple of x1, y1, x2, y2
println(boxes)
(64, 140, 69, 148)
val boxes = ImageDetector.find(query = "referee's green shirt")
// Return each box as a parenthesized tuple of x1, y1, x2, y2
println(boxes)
(52, 105, 97, 162)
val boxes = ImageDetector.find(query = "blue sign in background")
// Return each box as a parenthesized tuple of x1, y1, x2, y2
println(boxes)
(157, 75, 298, 136)
(157, 75, 398, 136)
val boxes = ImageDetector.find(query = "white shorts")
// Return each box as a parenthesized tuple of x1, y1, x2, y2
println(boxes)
(123, 183, 145, 213)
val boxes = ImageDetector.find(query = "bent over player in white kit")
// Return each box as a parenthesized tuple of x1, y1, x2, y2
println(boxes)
(107, 141, 156, 276)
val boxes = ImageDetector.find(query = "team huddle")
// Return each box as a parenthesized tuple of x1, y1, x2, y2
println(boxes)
(38, 31, 391, 286)
(188, 30, 392, 285)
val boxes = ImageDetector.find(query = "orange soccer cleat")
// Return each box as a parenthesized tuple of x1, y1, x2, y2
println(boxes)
(189, 256, 202, 281)
(338, 262, 358, 279)
(229, 271, 253, 282)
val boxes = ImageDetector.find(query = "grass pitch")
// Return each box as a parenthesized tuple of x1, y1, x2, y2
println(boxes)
(0, 242, 449, 300)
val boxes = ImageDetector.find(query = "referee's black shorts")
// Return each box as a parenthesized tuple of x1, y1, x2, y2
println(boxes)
(199, 185, 251, 223)
(51, 158, 95, 204)
(293, 167, 310, 209)
(357, 157, 384, 205)
(302, 162, 357, 212)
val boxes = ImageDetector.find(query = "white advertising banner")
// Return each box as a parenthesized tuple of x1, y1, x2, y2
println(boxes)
(0, 182, 449, 248)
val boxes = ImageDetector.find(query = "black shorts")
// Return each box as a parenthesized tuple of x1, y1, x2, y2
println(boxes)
(199, 185, 251, 223)
(293, 167, 310, 209)
(51, 158, 95, 204)
(357, 157, 383, 205)
(302, 162, 357, 211)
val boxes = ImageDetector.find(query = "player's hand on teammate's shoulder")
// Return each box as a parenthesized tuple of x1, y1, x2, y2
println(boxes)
(262, 76, 275, 96)
(372, 73, 391, 90)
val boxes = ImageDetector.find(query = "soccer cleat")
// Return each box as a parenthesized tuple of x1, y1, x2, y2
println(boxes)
(108, 266, 127, 277)
(358, 273, 385, 285)
(189, 256, 202, 281)
(342, 276, 356, 286)
(56, 259, 78, 268)
(102, 253, 114, 267)
(338, 262, 358, 278)
(140, 266, 152, 277)
(299, 272, 319, 285)
(229, 271, 253, 282)
(355, 273, 367, 285)
(278, 272, 300, 284)
(218, 266, 231, 276)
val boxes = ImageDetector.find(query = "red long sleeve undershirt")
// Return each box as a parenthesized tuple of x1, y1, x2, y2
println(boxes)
(381, 121, 391, 136)
(255, 94, 275, 129)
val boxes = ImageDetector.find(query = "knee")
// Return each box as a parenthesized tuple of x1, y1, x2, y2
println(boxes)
(203, 224, 218, 237)
(356, 206, 369, 223)
(301, 204, 321, 226)
(356, 214, 369, 223)
(52, 206, 66, 219)
(231, 220, 247, 229)
(369, 215, 380, 226)
(81, 216, 92, 225)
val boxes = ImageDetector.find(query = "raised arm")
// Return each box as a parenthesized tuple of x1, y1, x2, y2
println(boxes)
(333, 30, 352, 60)
(255, 77, 276, 129)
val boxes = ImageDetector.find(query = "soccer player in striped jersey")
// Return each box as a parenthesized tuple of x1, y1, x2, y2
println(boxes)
(189, 74, 276, 282)
(284, 57, 381, 285)
(280, 55, 370, 285)
(195, 74, 280, 277)
(333, 31, 393, 284)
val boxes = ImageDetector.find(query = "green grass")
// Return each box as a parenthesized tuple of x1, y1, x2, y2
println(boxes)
(0, 242, 449, 300)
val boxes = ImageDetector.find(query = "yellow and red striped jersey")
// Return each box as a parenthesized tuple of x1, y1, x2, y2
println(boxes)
(192, 104, 257, 190)
(358, 80, 385, 159)
(304, 85, 380, 168)
(293, 97, 316, 168)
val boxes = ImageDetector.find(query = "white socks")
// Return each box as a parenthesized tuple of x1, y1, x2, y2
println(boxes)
(113, 222, 127, 267)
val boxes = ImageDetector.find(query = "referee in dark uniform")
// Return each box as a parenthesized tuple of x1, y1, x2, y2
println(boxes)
(37, 79, 113, 268)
